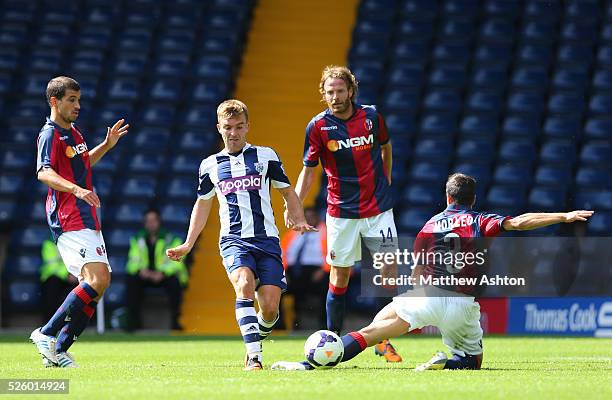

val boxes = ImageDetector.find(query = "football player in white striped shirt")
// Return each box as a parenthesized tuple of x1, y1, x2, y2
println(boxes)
(167, 100, 316, 370)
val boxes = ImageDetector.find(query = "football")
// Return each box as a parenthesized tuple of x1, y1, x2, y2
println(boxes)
(304, 330, 344, 369)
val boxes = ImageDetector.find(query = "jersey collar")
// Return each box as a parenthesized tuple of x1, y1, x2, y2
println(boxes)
(221, 142, 251, 157)
(46, 117, 73, 134)
(326, 102, 360, 122)
(445, 204, 472, 212)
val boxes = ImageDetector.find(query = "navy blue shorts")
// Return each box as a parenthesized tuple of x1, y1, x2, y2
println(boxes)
(219, 236, 287, 291)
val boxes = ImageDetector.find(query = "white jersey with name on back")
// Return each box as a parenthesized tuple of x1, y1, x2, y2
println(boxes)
(197, 143, 290, 239)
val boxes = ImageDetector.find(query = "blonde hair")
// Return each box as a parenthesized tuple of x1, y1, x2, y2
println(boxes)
(319, 65, 359, 101)
(217, 99, 249, 122)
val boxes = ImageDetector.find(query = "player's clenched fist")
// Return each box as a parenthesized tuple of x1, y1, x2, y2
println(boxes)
(166, 243, 192, 261)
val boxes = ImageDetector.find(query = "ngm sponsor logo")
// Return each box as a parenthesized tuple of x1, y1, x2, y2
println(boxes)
(327, 134, 374, 152)
(515, 300, 612, 337)
(65, 142, 88, 158)
(218, 175, 262, 195)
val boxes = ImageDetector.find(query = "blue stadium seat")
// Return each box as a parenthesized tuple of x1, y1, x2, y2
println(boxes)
(141, 105, 176, 127)
(107, 254, 127, 275)
(486, 185, 527, 209)
(453, 162, 492, 187)
(584, 118, 612, 140)
(524, 0, 562, 21)
(456, 139, 496, 161)
(410, 162, 449, 184)
(354, 19, 393, 40)
(596, 45, 612, 65)
(29, 50, 62, 73)
(552, 67, 589, 90)
(498, 140, 537, 164)
(166, 177, 197, 200)
(580, 141, 612, 166)
(8, 281, 40, 310)
(132, 128, 171, 151)
(160, 203, 192, 226)
(350, 38, 389, 59)
(502, 114, 541, 140)
(574, 190, 612, 210)
(0, 173, 24, 196)
(547, 92, 585, 116)
(402, 184, 443, 206)
(181, 106, 216, 128)
(575, 167, 611, 189)
(480, 18, 515, 43)
(392, 41, 428, 63)
(108, 78, 141, 101)
(118, 176, 157, 199)
(507, 91, 545, 115)
(11, 227, 51, 249)
(540, 140, 577, 166)
(26, 200, 46, 222)
(400, 0, 438, 20)
(0, 199, 16, 224)
(104, 280, 126, 307)
(543, 116, 582, 141)
(414, 139, 453, 160)
(494, 164, 533, 186)
(601, 23, 612, 42)
(460, 114, 498, 139)
(356, 85, 379, 105)
(351, 64, 385, 84)
(106, 229, 138, 250)
(94, 173, 113, 200)
(566, 0, 600, 21)
(112, 204, 148, 226)
(511, 66, 548, 91)
(475, 43, 513, 67)
(471, 66, 507, 89)
(589, 93, 612, 114)
(429, 64, 467, 88)
(78, 26, 113, 49)
(419, 113, 456, 139)
(521, 20, 556, 43)
(36, 25, 71, 49)
(150, 80, 182, 102)
(0, 48, 18, 71)
(466, 90, 503, 113)
(0, 24, 28, 48)
(200, 33, 240, 55)
(93, 150, 121, 174)
(561, 21, 598, 43)
(586, 211, 612, 235)
(440, 17, 475, 39)
(444, 0, 479, 17)
(178, 130, 219, 153)
(384, 114, 416, 137)
(518, 44, 553, 65)
(592, 69, 612, 91)
(157, 31, 194, 54)
(396, 18, 434, 40)
(118, 28, 153, 52)
(383, 89, 420, 114)
(194, 55, 232, 81)
(171, 154, 202, 175)
(127, 153, 164, 173)
(535, 165, 572, 187)
(192, 81, 229, 104)
(4, 255, 41, 278)
(0, 148, 33, 172)
(487, 0, 521, 16)
(397, 208, 436, 233)
(23, 74, 50, 96)
(557, 44, 594, 67)
(85, 5, 119, 26)
(528, 186, 567, 211)
(433, 42, 470, 64)
(71, 51, 105, 76)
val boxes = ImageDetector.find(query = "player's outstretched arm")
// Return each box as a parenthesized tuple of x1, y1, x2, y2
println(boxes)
(278, 187, 317, 233)
(166, 197, 214, 261)
(503, 210, 594, 231)
(295, 166, 317, 203)
(37, 167, 100, 207)
(89, 118, 130, 166)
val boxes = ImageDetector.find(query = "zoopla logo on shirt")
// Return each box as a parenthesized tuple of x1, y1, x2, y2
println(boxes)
(218, 175, 262, 195)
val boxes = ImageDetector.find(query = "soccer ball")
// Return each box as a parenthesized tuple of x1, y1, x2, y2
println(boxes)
(304, 330, 344, 369)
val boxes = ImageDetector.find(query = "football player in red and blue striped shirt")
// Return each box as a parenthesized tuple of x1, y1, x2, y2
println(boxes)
(30, 76, 128, 368)
(293, 66, 401, 362)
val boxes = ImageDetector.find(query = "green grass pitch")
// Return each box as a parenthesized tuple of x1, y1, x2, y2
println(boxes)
(1, 335, 610, 399)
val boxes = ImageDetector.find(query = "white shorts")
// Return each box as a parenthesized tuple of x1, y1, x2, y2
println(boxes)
(57, 229, 111, 279)
(392, 294, 483, 356)
(326, 209, 398, 267)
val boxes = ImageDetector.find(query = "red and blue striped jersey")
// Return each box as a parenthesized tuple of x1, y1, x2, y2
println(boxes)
(414, 205, 511, 296)
(36, 118, 100, 242)
(303, 104, 394, 219)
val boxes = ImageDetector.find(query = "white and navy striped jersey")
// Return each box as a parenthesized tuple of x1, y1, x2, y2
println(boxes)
(197, 143, 291, 239)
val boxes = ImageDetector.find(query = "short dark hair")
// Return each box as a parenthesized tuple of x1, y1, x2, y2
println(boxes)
(144, 208, 160, 217)
(46, 76, 80, 106)
(446, 173, 477, 206)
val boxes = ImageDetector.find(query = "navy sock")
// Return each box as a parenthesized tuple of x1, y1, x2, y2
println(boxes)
(54, 283, 98, 353)
(340, 332, 367, 362)
(326, 283, 347, 334)
(444, 353, 483, 370)
(41, 282, 98, 337)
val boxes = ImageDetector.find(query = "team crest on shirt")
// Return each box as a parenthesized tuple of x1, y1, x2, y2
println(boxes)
(254, 162, 265, 174)
(364, 118, 373, 131)
(329, 250, 336, 260)
(79, 248, 86, 258)
(96, 246, 106, 256)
